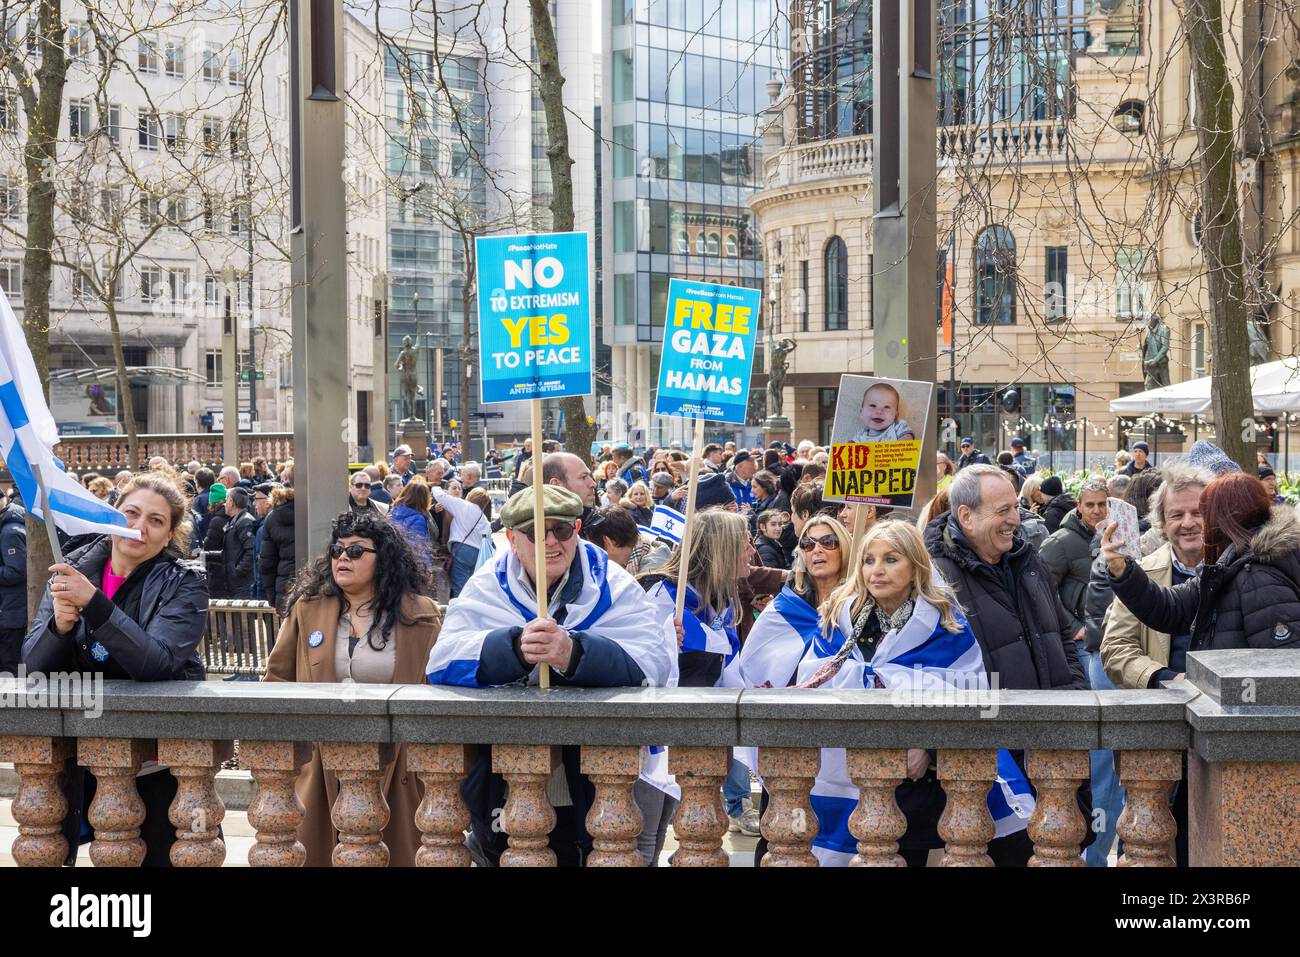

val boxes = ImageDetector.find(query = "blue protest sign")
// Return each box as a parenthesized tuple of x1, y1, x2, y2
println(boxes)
(475, 231, 592, 404)
(653, 279, 761, 423)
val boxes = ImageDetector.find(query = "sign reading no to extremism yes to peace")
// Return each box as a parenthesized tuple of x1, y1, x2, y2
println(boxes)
(475, 231, 593, 404)
(653, 279, 761, 423)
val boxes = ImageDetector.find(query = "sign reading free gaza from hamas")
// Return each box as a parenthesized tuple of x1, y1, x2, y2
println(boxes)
(654, 279, 761, 423)
(475, 231, 593, 404)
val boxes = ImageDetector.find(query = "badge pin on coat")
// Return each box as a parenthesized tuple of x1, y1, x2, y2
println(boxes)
(308, 630, 324, 648)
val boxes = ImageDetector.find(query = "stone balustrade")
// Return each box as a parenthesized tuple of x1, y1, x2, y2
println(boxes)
(1, 650, 1297, 867)
(45, 433, 294, 474)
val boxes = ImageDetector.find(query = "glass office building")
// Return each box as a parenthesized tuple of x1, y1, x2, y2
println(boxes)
(603, 0, 785, 444)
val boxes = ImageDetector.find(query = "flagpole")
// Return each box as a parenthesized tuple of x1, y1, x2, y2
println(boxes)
(530, 398, 550, 689)
(32, 463, 64, 565)
(848, 501, 868, 574)
(672, 417, 706, 627)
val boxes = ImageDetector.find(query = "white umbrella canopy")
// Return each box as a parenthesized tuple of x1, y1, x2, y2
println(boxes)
(1109, 356, 1300, 415)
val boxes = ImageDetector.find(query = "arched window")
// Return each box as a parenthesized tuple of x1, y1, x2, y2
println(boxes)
(824, 235, 848, 331)
(1114, 100, 1145, 135)
(675, 229, 689, 254)
(706, 232, 720, 255)
(695, 231, 706, 254)
(975, 226, 1016, 325)
(725, 233, 737, 257)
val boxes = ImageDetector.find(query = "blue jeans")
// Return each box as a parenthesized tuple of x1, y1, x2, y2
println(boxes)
(449, 541, 479, 598)
(723, 756, 750, 817)
(1082, 647, 1127, 866)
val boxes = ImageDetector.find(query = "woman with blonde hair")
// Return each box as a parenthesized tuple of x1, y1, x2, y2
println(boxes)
(622, 480, 654, 527)
(1020, 472, 1044, 513)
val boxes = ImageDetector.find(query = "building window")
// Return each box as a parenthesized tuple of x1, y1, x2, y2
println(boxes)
(202, 116, 222, 155)
(227, 49, 244, 86)
(139, 193, 162, 228)
(139, 266, 163, 301)
(164, 114, 184, 150)
(167, 268, 191, 304)
(1045, 245, 1068, 321)
(165, 195, 188, 228)
(67, 22, 91, 62)
(1191, 321, 1208, 377)
(229, 124, 245, 157)
(1115, 246, 1146, 319)
(975, 225, 1016, 325)
(0, 88, 17, 132)
(99, 187, 122, 222)
(1114, 100, 1145, 135)
(824, 236, 848, 331)
(164, 38, 185, 77)
(101, 103, 122, 144)
(137, 35, 159, 75)
(0, 175, 21, 219)
(229, 197, 250, 236)
(138, 111, 160, 150)
(69, 99, 91, 140)
(799, 259, 809, 333)
(205, 350, 223, 386)
(0, 261, 21, 298)
(202, 43, 222, 82)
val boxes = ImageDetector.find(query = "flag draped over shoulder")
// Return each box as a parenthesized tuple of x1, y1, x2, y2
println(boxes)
(426, 540, 676, 688)
(643, 580, 739, 665)
(729, 587, 1034, 865)
(0, 287, 138, 540)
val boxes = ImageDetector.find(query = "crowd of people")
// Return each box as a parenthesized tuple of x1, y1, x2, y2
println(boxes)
(3, 428, 1300, 869)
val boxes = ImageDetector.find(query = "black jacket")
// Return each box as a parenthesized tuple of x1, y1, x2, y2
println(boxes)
(23, 536, 208, 681)
(1040, 493, 1076, 535)
(1082, 552, 1114, 653)
(925, 514, 1087, 690)
(0, 503, 27, 626)
(958, 450, 991, 470)
(203, 510, 230, 551)
(1109, 505, 1300, 654)
(222, 509, 258, 596)
(755, 533, 792, 571)
(1038, 510, 1099, 635)
(259, 495, 297, 614)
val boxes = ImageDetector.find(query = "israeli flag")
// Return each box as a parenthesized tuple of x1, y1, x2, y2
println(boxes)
(650, 504, 684, 544)
(0, 287, 138, 540)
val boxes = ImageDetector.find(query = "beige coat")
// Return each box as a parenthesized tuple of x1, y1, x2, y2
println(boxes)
(1101, 542, 1173, 690)
(264, 593, 441, 866)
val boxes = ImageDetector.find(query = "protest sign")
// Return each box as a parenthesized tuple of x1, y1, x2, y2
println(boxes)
(823, 374, 933, 510)
(653, 279, 761, 423)
(475, 231, 592, 404)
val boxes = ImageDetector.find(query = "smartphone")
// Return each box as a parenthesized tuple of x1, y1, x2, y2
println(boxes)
(1106, 497, 1142, 561)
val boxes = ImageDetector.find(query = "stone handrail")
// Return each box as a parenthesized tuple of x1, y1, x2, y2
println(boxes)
(1, 649, 1296, 867)
(49, 433, 294, 473)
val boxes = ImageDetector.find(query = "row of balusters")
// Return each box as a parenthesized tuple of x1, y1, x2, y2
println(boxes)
(0, 736, 1182, 867)
(51, 435, 293, 473)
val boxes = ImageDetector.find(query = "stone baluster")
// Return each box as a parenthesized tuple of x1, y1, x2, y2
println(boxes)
(242, 740, 308, 867)
(158, 739, 232, 867)
(937, 749, 997, 867)
(0, 736, 74, 866)
(320, 742, 390, 867)
(668, 747, 729, 867)
(408, 743, 471, 867)
(79, 737, 150, 867)
(1116, 750, 1181, 867)
(758, 747, 819, 867)
(581, 746, 644, 867)
(493, 745, 560, 867)
(846, 748, 908, 867)
(1026, 749, 1088, 867)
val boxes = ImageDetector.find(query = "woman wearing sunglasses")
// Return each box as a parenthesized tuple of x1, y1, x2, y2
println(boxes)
(264, 510, 442, 866)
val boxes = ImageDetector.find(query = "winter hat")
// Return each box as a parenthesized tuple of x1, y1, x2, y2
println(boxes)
(731, 449, 754, 467)
(1259, 465, 1276, 480)
(1039, 476, 1064, 497)
(693, 472, 739, 510)
(651, 471, 675, 488)
(1186, 440, 1241, 476)
(1131, 441, 1150, 454)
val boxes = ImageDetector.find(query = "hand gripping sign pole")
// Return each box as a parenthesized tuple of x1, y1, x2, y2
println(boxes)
(654, 279, 762, 635)
(475, 230, 594, 691)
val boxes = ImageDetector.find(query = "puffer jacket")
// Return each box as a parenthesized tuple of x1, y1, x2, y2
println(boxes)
(1039, 510, 1099, 635)
(222, 509, 259, 597)
(1040, 493, 1077, 535)
(259, 493, 297, 614)
(925, 514, 1086, 690)
(1109, 505, 1300, 654)
(0, 502, 27, 626)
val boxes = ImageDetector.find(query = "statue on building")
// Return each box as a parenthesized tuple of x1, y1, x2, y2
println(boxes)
(1248, 316, 1271, 366)
(1141, 314, 1171, 390)
(395, 336, 423, 421)
(767, 337, 797, 420)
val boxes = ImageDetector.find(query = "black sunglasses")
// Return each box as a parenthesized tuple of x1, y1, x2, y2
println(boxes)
(517, 521, 577, 544)
(799, 534, 840, 552)
(330, 543, 377, 560)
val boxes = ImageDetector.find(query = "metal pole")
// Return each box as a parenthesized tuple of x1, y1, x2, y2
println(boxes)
(873, 0, 938, 515)
(246, 152, 257, 432)
(1047, 412, 1054, 472)
(1081, 415, 1087, 473)
(221, 268, 239, 467)
(289, 0, 349, 566)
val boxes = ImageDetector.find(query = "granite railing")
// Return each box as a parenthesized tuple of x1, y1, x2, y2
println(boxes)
(49, 433, 294, 474)
(1, 650, 1296, 867)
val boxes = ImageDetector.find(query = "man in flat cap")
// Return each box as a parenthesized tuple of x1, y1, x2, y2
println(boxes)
(427, 485, 675, 865)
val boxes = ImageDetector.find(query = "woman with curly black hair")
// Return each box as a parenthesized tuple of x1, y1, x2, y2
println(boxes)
(264, 510, 442, 866)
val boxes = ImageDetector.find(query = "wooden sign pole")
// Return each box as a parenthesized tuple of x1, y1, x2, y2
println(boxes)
(672, 417, 706, 627)
(530, 399, 550, 689)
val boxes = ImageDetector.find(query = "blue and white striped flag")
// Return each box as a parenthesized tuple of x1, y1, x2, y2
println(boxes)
(0, 287, 139, 540)
(650, 504, 684, 544)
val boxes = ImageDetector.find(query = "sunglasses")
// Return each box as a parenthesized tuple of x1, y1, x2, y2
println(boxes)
(351, 483, 370, 489)
(330, 543, 377, 560)
(516, 521, 577, 544)
(799, 534, 840, 552)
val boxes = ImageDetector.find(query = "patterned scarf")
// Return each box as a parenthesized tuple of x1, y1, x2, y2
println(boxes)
(796, 595, 915, 689)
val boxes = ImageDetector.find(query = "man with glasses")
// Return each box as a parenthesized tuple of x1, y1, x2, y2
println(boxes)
(348, 471, 388, 517)
(427, 485, 673, 866)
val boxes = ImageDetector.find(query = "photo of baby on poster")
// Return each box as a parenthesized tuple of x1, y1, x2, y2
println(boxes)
(824, 374, 934, 508)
